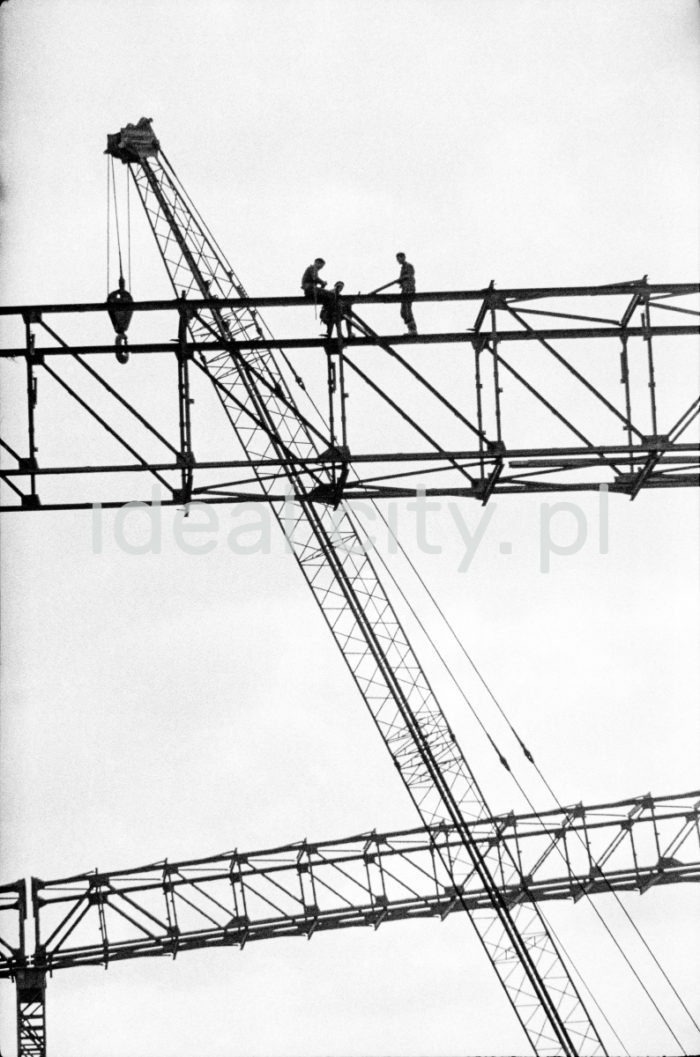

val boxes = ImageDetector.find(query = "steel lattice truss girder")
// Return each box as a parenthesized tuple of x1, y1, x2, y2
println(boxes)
(0, 789, 696, 979)
(0, 283, 698, 512)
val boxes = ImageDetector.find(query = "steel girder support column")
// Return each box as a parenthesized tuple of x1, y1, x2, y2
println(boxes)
(16, 968, 46, 1057)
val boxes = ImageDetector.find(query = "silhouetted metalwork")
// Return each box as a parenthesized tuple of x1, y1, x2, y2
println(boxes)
(103, 120, 610, 1056)
(0, 882, 25, 979)
(1, 790, 697, 979)
(0, 282, 697, 512)
(15, 969, 46, 1057)
(2, 117, 698, 1054)
(3, 790, 698, 1055)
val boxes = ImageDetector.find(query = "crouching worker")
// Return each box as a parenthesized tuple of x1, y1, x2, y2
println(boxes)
(301, 257, 328, 305)
(320, 281, 346, 338)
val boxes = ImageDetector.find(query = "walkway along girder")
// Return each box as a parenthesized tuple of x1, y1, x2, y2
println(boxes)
(0, 283, 698, 512)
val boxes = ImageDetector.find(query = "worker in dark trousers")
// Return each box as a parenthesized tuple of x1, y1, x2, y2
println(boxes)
(396, 252, 417, 335)
(302, 257, 338, 335)
(320, 281, 346, 338)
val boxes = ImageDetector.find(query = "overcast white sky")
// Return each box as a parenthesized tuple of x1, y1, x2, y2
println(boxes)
(1, 1, 699, 1055)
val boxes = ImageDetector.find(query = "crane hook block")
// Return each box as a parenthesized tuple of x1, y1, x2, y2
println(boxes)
(107, 277, 134, 336)
(107, 278, 134, 364)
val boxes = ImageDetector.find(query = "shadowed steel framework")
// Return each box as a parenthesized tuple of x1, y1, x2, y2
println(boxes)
(1, 118, 698, 1055)
(1, 791, 699, 1054)
(0, 282, 698, 513)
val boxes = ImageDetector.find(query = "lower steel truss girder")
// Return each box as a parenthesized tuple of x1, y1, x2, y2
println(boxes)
(0, 443, 697, 512)
(1, 789, 696, 979)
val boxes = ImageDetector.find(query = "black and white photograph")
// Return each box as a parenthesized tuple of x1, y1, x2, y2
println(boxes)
(1, 2, 699, 1055)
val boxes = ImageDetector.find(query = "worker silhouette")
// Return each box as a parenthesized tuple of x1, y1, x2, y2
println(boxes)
(301, 259, 347, 337)
(301, 257, 330, 308)
(319, 281, 346, 338)
(396, 252, 417, 335)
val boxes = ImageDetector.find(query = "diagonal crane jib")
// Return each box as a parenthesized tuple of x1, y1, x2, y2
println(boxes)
(112, 120, 607, 1056)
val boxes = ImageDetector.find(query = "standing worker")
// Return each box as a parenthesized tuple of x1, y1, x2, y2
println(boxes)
(396, 252, 417, 335)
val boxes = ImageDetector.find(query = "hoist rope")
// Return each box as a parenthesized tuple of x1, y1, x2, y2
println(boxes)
(106, 159, 111, 294)
(535, 764, 700, 1040)
(195, 262, 695, 1047)
(160, 150, 313, 384)
(242, 298, 694, 1045)
(109, 157, 124, 281)
(127, 168, 132, 289)
(135, 146, 694, 1047)
(303, 318, 699, 1045)
(338, 502, 627, 1054)
(350, 501, 697, 1050)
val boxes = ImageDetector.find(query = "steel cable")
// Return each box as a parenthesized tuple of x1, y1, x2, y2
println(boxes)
(350, 499, 698, 1052)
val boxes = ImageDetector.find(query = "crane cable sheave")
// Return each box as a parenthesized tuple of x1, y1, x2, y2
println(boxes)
(105, 116, 160, 164)
(106, 276, 134, 364)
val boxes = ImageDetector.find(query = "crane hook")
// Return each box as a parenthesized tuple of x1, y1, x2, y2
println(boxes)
(115, 332, 129, 364)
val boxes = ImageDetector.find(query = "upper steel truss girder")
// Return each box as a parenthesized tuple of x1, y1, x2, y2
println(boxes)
(0, 790, 695, 979)
(114, 142, 614, 1057)
(0, 283, 697, 510)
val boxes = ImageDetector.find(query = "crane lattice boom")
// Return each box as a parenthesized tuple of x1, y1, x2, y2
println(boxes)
(108, 117, 607, 1056)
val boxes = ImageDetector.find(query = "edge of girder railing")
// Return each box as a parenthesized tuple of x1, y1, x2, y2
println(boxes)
(0, 280, 698, 318)
(1, 789, 697, 979)
(2, 280, 698, 513)
(1, 325, 698, 509)
(1, 324, 700, 357)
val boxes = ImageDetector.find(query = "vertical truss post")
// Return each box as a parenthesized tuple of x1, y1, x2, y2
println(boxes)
(324, 304, 350, 451)
(321, 302, 350, 502)
(619, 335, 634, 472)
(489, 297, 504, 445)
(175, 295, 195, 503)
(20, 314, 41, 509)
(16, 968, 46, 1057)
(324, 341, 337, 452)
(474, 339, 486, 484)
(642, 303, 658, 437)
(471, 281, 493, 489)
(335, 320, 349, 453)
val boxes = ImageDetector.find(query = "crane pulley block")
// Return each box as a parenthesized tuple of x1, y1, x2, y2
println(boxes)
(106, 277, 134, 364)
(105, 117, 160, 164)
(106, 278, 134, 337)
